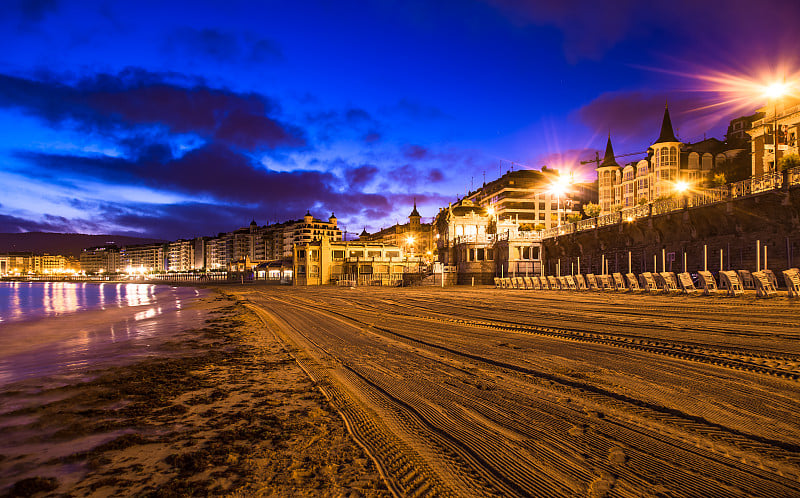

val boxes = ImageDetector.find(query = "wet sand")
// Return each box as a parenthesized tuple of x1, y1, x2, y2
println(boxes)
(0, 290, 389, 497)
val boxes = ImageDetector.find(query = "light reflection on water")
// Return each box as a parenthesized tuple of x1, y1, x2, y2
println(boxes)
(0, 282, 208, 387)
(0, 282, 170, 323)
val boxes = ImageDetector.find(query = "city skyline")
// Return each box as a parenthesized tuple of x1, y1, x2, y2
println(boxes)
(1, 0, 799, 240)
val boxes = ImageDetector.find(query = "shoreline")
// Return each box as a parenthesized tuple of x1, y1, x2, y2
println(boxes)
(0, 290, 390, 496)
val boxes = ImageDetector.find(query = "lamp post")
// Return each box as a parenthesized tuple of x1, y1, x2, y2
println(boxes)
(764, 81, 788, 172)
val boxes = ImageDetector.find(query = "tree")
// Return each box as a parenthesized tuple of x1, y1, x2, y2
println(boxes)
(637, 197, 648, 206)
(566, 213, 582, 223)
(583, 202, 601, 218)
(712, 172, 726, 186)
(779, 154, 800, 171)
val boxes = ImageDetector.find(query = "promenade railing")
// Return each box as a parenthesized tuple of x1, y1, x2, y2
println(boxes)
(541, 165, 799, 241)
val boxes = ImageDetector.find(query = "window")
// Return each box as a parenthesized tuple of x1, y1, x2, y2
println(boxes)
(368, 251, 381, 257)
(386, 251, 400, 258)
(350, 250, 363, 257)
(669, 147, 677, 165)
(297, 250, 305, 258)
(477, 248, 485, 260)
(487, 249, 493, 260)
(310, 249, 319, 262)
(332, 250, 345, 259)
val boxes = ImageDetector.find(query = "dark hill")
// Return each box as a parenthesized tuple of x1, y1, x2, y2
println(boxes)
(0, 232, 166, 258)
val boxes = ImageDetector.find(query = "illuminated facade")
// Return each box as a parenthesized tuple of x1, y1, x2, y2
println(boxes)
(359, 202, 434, 258)
(121, 243, 167, 272)
(464, 169, 590, 229)
(747, 95, 800, 176)
(597, 106, 746, 215)
(80, 245, 121, 273)
(293, 238, 405, 286)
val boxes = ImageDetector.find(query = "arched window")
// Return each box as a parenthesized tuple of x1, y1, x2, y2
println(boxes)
(702, 153, 712, 171)
(669, 147, 677, 166)
(661, 148, 669, 167)
(715, 155, 725, 169)
(688, 152, 699, 169)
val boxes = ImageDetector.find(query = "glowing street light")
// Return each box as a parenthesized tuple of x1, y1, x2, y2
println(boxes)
(763, 81, 789, 100)
(549, 175, 571, 227)
(674, 180, 690, 194)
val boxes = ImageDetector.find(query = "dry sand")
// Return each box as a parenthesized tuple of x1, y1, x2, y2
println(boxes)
(233, 284, 800, 497)
(0, 290, 389, 497)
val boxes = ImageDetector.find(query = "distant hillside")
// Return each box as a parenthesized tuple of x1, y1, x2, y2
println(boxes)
(0, 232, 166, 258)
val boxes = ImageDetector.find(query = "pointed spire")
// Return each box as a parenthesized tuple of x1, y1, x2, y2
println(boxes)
(409, 197, 421, 218)
(655, 102, 678, 144)
(598, 133, 619, 168)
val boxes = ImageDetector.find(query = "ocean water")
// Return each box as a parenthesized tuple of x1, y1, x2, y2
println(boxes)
(0, 282, 210, 387)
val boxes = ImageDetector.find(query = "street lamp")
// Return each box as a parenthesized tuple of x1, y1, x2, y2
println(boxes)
(549, 177, 570, 227)
(763, 80, 789, 172)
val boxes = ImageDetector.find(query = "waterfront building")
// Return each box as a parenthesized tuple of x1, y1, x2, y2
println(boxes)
(121, 243, 167, 273)
(597, 106, 749, 215)
(359, 202, 434, 259)
(167, 239, 195, 272)
(433, 199, 543, 284)
(80, 245, 121, 274)
(747, 95, 800, 176)
(293, 237, 405, 286)
(464, 169, 591, 230)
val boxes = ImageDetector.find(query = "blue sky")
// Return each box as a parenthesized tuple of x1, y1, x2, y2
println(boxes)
(1, 0, 799, 239)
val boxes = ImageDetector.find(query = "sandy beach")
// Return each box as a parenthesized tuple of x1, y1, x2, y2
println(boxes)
(0, 289, 389, 497)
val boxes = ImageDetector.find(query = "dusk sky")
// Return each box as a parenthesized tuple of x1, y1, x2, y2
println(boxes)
(2, 0, 799, 240)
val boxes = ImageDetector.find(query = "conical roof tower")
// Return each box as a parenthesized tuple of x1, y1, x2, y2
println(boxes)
(655, 103, 678, 144)
(599, 133, 619, 168)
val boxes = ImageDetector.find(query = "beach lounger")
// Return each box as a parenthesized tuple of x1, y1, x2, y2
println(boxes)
(763, 269, 779, 289)
(514, 277, 525, 289)
(494, 277, 501, 288)
(640, 272, 659, 292)
(612, 272, 626, 291)
(522, 276, 533, 289)
(782, 268, 800, 297)
(677, 272, 699, 295)
(547, 275, 560, 290)
(539, 276, 550, 290)
(585, 273, 599, 290)
(752, 271, 778, 298)
(574, 274, 587, 290)
(696, 271, 718, 295)
(659, 272, 681, 294)
(597, 274, 613, 290)
(530, 275, 542, 290)
(565, 275, 577, 290)
(625, 273, 642, 292)
(719, 271, 745, 297)
(736, 270, 755, 290)
(558, 276, 568, 289)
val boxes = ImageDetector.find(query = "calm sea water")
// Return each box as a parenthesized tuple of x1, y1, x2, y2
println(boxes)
(0, 282, 210, 386)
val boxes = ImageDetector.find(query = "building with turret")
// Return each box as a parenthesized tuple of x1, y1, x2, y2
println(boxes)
(597, 105, 749, 215)
(359, 202, 434, 259)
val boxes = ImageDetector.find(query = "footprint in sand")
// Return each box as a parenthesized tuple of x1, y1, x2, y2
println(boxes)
(608, 446, 627, 465)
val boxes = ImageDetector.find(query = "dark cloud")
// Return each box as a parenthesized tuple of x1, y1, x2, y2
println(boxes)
(404, 145, 428, 160)
(306, 107, 381, 144)
(0, 69, 305, 150)
(428, 169, 444, 182)
(345, 165, 380, 188)
(165, 28, 283, 64)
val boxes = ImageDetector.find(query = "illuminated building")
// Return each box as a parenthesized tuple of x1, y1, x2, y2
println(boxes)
(597, 106, 749, 215)
(293, 238, 405, 286)
(464, 168, 591, 230)
(121, 243, 167, 272)
(747, 95, 800, 176)
(359, 202, 434, 259)
(167, 239, 195, 272)
(80, 245, 121, 273)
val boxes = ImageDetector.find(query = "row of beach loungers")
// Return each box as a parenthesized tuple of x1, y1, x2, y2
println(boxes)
(494, 268, 800, 298)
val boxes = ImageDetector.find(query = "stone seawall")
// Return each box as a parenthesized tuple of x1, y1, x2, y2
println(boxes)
(543, 188, 800, 280)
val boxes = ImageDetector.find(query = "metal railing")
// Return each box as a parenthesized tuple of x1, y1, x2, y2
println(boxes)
(540, 166, 799, 240)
